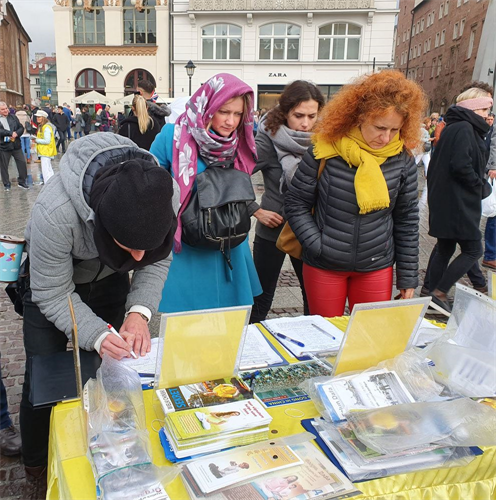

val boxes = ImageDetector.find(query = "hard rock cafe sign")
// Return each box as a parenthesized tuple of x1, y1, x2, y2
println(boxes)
(103, 62, 123, 76)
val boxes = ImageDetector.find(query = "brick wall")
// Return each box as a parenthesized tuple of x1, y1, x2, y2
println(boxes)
(0, 3, 31, 106)
(394, 0, 489, 114)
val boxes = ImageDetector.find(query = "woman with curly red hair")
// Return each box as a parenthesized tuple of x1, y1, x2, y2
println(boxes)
(284, 71, 427, 317)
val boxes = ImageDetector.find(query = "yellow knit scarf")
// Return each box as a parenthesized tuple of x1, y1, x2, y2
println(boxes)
(313, 127, 404, 214)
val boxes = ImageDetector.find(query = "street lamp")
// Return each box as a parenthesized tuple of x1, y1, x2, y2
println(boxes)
(185, 60, 196, 96)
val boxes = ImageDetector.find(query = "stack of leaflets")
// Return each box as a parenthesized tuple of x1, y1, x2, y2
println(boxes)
(182, 441, 361, 500)
(310, 418, 477, 482)
(156, 377, 253, 414)
(316, 368, 415, 422)
(161, 399, 272, 459)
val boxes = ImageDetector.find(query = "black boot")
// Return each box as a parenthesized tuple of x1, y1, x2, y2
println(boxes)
(24, 465, 47, 500)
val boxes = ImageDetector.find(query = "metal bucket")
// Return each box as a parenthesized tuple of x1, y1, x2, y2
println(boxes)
(0, 235, 26, 283)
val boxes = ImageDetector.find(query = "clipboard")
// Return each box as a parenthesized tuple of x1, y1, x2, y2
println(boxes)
(28, 294, 94, 407)
(331, 298, 430, 376)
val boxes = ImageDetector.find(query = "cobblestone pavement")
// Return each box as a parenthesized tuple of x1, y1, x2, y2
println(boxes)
(0, 153, 490, 499)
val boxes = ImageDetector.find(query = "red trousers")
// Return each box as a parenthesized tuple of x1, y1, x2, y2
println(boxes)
(302, 264, 393, 317)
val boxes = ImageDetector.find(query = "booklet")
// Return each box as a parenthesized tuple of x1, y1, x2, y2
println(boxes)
(165, 399, 272, 442)
(156, 377, 253, 414)
(182, 441, 361, 500)
(261, 315, 344, 358)
(317, 369, 415, 422)
(183, 445, 303, 494)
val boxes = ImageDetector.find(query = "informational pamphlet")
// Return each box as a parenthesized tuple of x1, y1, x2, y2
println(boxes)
(156, 377, 253, 414)
(257, 387, 310, 408)
(317, 369, 415, 422)
(183, 445, 303, 494)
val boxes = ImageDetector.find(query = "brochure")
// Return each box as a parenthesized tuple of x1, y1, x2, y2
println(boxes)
(156, 377, 253, 414)
(183, 445, 303, 494)
(317, 369, 415, 422)
(166, 399, 272, 442)
(257, 387, 310, 408)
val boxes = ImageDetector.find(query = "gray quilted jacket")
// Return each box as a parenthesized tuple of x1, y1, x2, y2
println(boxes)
(25, 133, 179, 350)
(285, 146, 419, 290)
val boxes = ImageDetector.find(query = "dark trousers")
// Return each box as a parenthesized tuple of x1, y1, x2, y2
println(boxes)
(20, 271, 129, 467)
(0, 148, 27, 186)
(250, 234, 309, 323)
(1, 360, 12, 429)
(424, 242, 486, 290)
(428, 238, 483, 294)
(56, 129, 67, 153)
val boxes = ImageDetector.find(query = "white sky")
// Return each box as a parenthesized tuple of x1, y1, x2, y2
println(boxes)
(9, 0, 56, 60)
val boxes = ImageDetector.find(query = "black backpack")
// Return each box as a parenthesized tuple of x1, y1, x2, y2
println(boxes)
(181, 159, 255, 269)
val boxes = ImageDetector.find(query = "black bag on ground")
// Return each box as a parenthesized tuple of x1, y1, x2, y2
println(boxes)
(181, 160, 255, 270)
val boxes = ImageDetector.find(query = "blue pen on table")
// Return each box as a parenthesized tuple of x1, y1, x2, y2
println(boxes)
(274, 332, 305, 348)
(107, 323, 138, 359)
(138, 373, 155, 378)
(312, 322, 336, 340)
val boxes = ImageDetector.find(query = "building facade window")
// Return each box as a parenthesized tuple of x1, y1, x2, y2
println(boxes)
(460, 19, 466, 36)
(453, 23, 459, 39)
(73, 0, 104, 45)
(435, 32, 440, 47)
(202, 24, 241, 60)
(457, 0, 461, 6)
(124, 69, 156, 95)
(467, 27, 476, 58)
(439, 3, 444, 19)
(441, 29, 446, 45)
(317, 23, 361, 61)
(36, 91, 41, 98)
(123, 0, 156, 45)
(259, 23, 300, 60)
(75, 68, 106, 96)
(437, 56, 442, 76)
(35, 77, 40, 85)
(431, 57, 436, 77)
(444, 1, 449, 16)
(427, 37, 431, 50)
(420, 18, 425, 31)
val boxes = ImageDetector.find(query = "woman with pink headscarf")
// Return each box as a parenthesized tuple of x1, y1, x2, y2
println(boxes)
(151, 73, 262, 312)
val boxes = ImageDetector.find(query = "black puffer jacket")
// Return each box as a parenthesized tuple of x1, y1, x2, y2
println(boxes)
(285, 146, 419, 289)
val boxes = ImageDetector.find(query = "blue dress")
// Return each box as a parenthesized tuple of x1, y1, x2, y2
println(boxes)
(150, 124, 262, 313)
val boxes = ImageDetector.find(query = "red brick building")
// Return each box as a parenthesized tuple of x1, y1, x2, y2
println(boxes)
(394, 0, 489, 114)
(0, 0, 31, 107)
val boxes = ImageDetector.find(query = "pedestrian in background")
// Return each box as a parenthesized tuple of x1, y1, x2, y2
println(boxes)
(285, 71, 424, 317)
(250, 80, 325, 323)
(73, 107, 84, 139)
(52, 106, 70, 153)
(482, 112, 496, 271)
(415, 118, 431, 177)
(0, 101, 29, 191)
(62, 103, 73, 140)
(0, 360, 21, 457)
(33, 110, 56, 183)
(426, 86, 493, 312)
(82, 106, 91, 136)
(118, 94, 160, 151)
(15, 106, 33, 165)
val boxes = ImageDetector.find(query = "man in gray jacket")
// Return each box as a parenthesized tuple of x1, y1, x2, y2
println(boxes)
(20, 133, 178, 491)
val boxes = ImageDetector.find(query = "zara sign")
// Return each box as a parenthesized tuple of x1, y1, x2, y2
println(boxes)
(103, 62, 123, 76)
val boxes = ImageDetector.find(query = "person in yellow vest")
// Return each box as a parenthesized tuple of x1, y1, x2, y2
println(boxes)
(33, 110, 56, 183)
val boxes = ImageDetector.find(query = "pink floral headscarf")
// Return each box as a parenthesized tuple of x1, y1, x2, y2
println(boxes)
(172, 73, 257, 250)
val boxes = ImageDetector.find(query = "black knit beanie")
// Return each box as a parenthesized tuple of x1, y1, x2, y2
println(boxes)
(90, 159, 174, 251)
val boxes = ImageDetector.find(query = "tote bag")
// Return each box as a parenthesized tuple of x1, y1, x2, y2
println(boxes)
(482, 179, 496, 218)
(276, 158, 326, 259)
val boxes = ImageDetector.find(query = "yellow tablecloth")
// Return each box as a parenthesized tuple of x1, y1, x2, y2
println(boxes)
(46, 317, 496, 500)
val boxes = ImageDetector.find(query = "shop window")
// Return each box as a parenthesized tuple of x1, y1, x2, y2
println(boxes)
(318, 22, 361, 61)
(202, 24, 241, 60)
(259, 23, 300, 60)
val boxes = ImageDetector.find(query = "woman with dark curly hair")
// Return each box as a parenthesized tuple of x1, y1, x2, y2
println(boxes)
(285, 71, 426, 317)
(250, 81, 325, 323)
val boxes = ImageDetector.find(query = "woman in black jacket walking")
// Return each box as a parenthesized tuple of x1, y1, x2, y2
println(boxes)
(284, 71, 426, 317)
(118, 95, 160, 151)
(426, 87, 493, 312)
(250, 81, 325, 323)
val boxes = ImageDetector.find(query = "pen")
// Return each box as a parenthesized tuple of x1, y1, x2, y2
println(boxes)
(312, 322, 336, 340)
(239, 362, 269, 371)
(138, 373, 155, 378)
(274, 332, 305, 348)
(107, 323, 138, 359)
